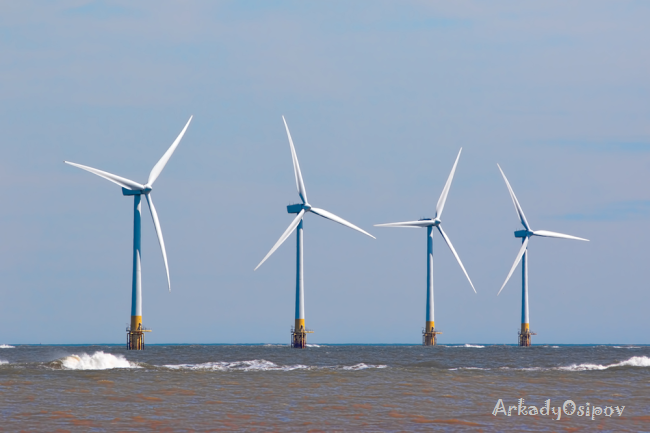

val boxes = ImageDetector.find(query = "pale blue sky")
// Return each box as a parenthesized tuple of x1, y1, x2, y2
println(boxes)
(0, 1, 648, 344)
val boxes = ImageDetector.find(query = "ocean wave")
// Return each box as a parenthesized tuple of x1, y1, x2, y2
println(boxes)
(59, 351, 140, 370)
(341, 363, 387, 370)
(449, 356, 650, 372)
(0, 360, 8, 365)
(306, 344, 321, 348)
(449, 367, 488, 371)
(0, 344, 15, 349)
(444, 344, 485, 348)
(558, 356, 650, 371)
(162, 359, 387, 372)
(164, 359, 308, 371)
(613, 346, 641, 349)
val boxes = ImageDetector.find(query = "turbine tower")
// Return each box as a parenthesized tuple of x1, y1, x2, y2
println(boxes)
(255, 116, 375, 348)
(65, 116, 192, 350)
(375, 149, 476, 346)
(496, 164, 589, 346)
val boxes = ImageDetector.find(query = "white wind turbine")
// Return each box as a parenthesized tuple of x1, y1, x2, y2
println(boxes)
(496, 164, 589, 346)
(65, 116, 192, 349)
(254, 116, 375, 348)
(375, 149, 476, 345)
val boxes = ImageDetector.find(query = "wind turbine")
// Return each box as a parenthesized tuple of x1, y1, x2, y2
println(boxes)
(255, 116, 375, 348)
(375, 149, 476, 346)
(65, 116, 192, 350)
(496, 164, 588, 346)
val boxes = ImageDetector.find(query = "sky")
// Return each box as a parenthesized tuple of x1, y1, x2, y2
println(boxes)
(0, 1, 648, 344)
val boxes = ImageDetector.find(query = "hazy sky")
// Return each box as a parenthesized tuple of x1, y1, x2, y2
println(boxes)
(1, 1, 648, 344)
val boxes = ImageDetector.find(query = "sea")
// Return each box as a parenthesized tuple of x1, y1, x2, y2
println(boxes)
(0, 343, 648, 432)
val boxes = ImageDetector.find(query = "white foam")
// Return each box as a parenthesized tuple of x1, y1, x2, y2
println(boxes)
(450, 356, 650, 372)
(162, 359, 387, 372)
(341, 363, 387, 370)
(306, 344, 321, 348)
(446, 344, 485, 348)
(0, 344, 15, 349)
(559, 356, 650, 371)
(453, 366, 488, 371)
(0, 360, 8, 365)
(613, 346, 641, 349)
(60, 351, 139, 370)
(164, 359, 309, 371)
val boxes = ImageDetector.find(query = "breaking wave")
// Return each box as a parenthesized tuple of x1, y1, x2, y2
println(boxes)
(450, 356, 650, 372)
(342, 363, 387, 370)
(557, 356, 650, 371)
(613, 346, 641, 349)
(0, 360, 8, 365)
(162, 359, 386, 372)
(60, 351, 140, 370)
(0, 344, 15, 349)
(449, 367, 487, 371)
(445, 344, 485, 348)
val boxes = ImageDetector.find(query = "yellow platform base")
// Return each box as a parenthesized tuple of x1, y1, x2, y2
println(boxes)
(291, 321, 313, 349)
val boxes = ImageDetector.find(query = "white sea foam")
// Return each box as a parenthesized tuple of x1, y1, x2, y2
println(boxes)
(164, 359, 308, 371)
(450, 367, 488, 371)
(0, 360, 8, 365)
(0, 344, 15, 349)
(162, 359, 386, 372)
(450, 356, 650, 372)
(613, 346, 641, 349)
(306, 344, 321, 348)
(60, 351, 139, 370)
(341, 363, 387, 370)
(446, 344, 485, 348)
(558, 356, 650, 371)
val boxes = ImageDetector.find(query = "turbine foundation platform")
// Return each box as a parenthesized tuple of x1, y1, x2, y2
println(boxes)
(126, 324, 152, 350)
(518, 328, 536, 347)
(290, 325, 314, 349)
(423, 327, 442, 346)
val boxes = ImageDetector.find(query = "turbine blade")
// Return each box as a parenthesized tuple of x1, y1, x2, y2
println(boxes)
(255, 209, 306, 271)
(532, 230, 589, 241)
(497, 237, 529, 296)
(374, 220, 433, 228)
(145, 194, 170, 291)
(435, 148, 462, 219)
(437, 225, 476, 293)
(64, 161, 144, 190)
(497, 164, 531, 231)
(310, 207, 375, 239)
(282, 116, 308, 204)
(148, 116, 193, 186)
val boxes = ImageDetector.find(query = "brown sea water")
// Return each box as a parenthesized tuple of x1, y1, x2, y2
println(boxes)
(0, 344, 648, 432)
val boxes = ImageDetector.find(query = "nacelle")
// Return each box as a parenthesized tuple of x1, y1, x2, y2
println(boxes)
(514, 229, 532, 238)
(122, 188, 142, 196)
(287, 203, 303, 214)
